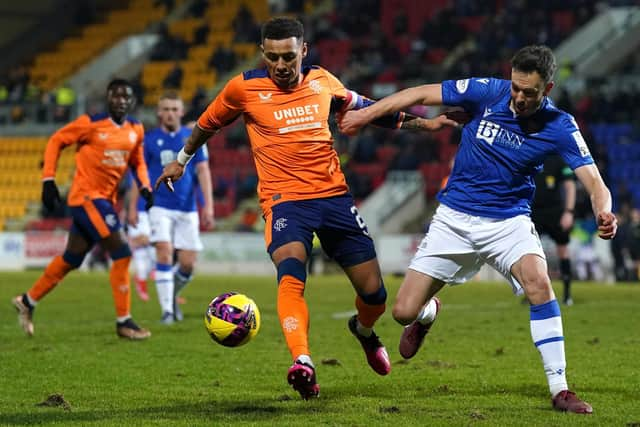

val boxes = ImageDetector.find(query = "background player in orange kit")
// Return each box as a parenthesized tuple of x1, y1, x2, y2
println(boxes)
(12, 79, 153, 340)
(156, 17, 461, 398)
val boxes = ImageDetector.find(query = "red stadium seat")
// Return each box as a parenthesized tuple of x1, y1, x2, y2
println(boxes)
(376, 145, 399, 165)
(316, 39, 352, 73)
(457, 16, 487, 33)
(552, 11, 575, 35)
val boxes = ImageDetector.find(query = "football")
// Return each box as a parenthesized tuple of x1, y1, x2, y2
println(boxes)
(204, 292, 261, 347)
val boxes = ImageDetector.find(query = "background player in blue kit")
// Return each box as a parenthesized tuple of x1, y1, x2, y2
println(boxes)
(339, 45, 617, 414)
(131, 92, 214, 323)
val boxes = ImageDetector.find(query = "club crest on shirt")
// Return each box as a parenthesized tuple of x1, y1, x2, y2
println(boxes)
(273, 217, 287, 232)
(259, 92, 272, 102)
(105, 214, 117, 227)
(456, 79, 469, 93)
(309, 79, 322, 94)
(157, 139, 164, 146)
(129, 131, 137, 143)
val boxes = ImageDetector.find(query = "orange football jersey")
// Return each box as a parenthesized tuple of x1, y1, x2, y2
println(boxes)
(198, 66, 352, 214)
(42, 113, 149, 206)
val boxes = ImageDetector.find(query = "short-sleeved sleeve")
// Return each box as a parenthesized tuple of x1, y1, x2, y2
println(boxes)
(324, 70, 348, 100)
(197, 74, 245, 131)
(556, 114, 594, 170)
(441, 77, 497, 115)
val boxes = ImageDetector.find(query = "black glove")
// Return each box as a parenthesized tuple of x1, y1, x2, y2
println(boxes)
(42, 180, 62, 212)
(140, 187, 154, 210)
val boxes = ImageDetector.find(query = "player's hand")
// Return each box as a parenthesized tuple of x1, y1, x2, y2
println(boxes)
(42, 180, 62, 212)
(444, 110, 472, 125)
(155, 161, 184, 191)
(423, 111, 470, 131)
(201, 204, 215, 230)
(127, 207, 139, 227)
(596, 211, 617, 239)
(560, 211, 574, 231)
(338, 109, 371, 136)
(140, 187, 154, 210)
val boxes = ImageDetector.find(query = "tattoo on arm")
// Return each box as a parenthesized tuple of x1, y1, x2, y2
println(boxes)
(400, 115, 428, 130)
(186, 125, 215, 154)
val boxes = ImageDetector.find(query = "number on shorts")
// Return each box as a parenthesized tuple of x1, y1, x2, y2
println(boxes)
(350, 206, 370, 236)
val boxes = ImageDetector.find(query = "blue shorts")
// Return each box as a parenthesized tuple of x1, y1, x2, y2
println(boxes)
(69, 198, 122, 244)
(265, 194, 376, 268)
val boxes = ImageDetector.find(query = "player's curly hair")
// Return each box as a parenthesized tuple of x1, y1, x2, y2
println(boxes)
(261, 17, 304, 42)
(511, 45, 557, 84)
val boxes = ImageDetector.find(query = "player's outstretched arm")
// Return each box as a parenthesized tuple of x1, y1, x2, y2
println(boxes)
(399, 111, 470, 132)
(155, 124, 214, 191)
(196, 161, 215, 230)
(574, 164, 617, 239)
(339, 84, 443, 135)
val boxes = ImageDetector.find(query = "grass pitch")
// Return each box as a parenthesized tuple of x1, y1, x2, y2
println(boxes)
(1, 270, 638, 426)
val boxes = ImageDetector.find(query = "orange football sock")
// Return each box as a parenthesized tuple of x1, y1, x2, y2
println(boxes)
(277, 275, 310, 361)
(27, 256, 74, 301)
(355, 295, 385, 328)
(110, 257, 131, 318)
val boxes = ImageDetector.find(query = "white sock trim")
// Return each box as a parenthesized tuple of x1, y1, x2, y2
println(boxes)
(417, 298, 437, 324)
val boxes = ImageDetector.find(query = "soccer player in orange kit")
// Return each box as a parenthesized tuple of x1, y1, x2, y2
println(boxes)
(156, 17, 460, 398)
(12, 79, 153, 340)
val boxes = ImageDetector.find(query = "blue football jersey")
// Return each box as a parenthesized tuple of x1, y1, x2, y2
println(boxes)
(144, 126, 208, 212)
(439, 77, 593, 219)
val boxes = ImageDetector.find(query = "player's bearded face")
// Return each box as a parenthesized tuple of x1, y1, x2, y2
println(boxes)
(510, 70, 553, 117)
(262, 37, 307, 89)
(108, 85, 135, 121)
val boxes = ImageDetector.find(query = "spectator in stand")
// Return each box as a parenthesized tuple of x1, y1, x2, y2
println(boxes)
(189, 0, 208, 17)
(208, 45, 237, 75)
(151, 24, 187, 61)
(184, 86, 209, 123)
(232, 4, 260, 43)
(163, 62, 184, 89)
(193, 21, 210, 45)
(53, 82, 76, 123)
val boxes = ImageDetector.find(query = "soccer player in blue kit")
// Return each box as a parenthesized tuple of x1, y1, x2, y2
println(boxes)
(339, 45, 617, 414)
(130, 92, 214, 323)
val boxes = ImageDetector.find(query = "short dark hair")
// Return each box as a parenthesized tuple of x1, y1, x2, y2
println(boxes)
(511, 45, 557, 83)
(261, 17, 303, 42)
(107, 78, 132, 93)
(159, 91, 182, 102)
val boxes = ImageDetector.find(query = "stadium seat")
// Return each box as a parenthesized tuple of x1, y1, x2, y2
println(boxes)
(30, 0, 166, 91)
(375, 145, 399, 166)
(552, 11, 575, 35)
(457, 16, 487, 33)
(316, 40, 352, 73)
